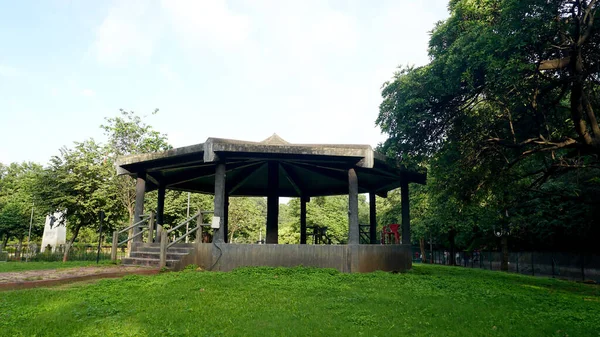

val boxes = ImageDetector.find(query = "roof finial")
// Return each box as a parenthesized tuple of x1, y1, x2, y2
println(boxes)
(260, 133, 290, 145)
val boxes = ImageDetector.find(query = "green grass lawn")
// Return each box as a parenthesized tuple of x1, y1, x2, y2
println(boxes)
(1, 264, 598, 337)
(0, 260, 113, 273)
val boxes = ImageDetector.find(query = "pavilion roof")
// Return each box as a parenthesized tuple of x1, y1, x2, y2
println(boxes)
(116, 134, 426, 197)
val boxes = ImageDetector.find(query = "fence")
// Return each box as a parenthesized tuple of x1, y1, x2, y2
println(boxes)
(1, 243, 128, 262)
(414, 249, 600, 283)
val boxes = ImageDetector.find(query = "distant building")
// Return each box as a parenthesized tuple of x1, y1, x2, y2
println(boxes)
(40, 212, 66, 252)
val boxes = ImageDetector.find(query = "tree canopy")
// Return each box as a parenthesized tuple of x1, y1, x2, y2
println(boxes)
(376, 0, 600, 256)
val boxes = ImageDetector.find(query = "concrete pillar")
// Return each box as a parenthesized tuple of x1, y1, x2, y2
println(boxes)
(266, 161, 279, 244)
(369, 192, 377, 244)
(401, 179, 410, 245)
(224, 195, 229, 243)
(156, 184, 165, 242)
(213, 163, 226, 243)
(348, 168, 359, 245)
(133, 172, 146, 242)
(300, 196, 307, 244)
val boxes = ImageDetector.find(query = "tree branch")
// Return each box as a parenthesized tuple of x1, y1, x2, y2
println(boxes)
(538, 57, 571, 70)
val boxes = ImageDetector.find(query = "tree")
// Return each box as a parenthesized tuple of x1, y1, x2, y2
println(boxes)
(376, 0, 600, 261)
(227, 197, 266, 243)
(0, 162, 45, 254)
(281, 195, 370, 244)
(101, 109, 171, 226)
(36, 140, 123, 261)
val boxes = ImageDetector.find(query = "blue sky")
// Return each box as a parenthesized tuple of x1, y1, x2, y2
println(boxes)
(0, 0, 449, 165)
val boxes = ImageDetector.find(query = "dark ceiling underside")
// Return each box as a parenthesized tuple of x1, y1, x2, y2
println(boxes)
(121, 151, 425, 197)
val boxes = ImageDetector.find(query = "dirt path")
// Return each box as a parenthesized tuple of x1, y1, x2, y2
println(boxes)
(0, 265, 159, 291)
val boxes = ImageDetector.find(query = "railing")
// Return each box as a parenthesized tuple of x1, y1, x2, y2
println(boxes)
(159, 210, 213, 268)
(111, 212, 153, 261)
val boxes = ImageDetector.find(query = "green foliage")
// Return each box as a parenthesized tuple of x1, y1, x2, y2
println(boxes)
(35, 140, 123, 238)
(376, 0, 600, 252)
(0, 265, 598, 336)
(281, 196, 369, 244)
(0, 162, 45, 244)
(101, 109, 171, 226)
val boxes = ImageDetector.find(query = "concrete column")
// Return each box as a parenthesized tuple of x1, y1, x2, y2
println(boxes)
(224, 195, 229, 243)
(369, 192, 377, 244)
(300, 196, 307, 244)
(401, 179, 410, 245)
(213, 163, 226, 243)
(133, 172, 146, 242)
(348, 168, 359, 244)
(266, 161, 279, 244)
(156, 184, 165, 241)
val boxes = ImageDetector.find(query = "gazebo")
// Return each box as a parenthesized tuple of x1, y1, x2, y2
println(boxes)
(116, 135, 425, 272)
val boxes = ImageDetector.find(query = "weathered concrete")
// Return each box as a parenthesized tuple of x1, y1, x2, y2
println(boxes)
(300, 197, 307, 244)
(40, 212, 66, 252)
(213, 164, 226, 243)
(115, 134, 426, 197)
(401, 178, 410, 245)
(348, 168, 359, 245)
(133, 172, 146, 242)
(266, 161, 279, 244)
(174, 243, 412, 273)
(369, 192, 377, 244)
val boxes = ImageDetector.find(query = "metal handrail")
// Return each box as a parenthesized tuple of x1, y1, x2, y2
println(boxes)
(117, 214, 151, 235)
(166, 212, 200, 235)
(168, 225, 199, 248)
(118, 227, 148, 245)
(160, 210, 214, 268)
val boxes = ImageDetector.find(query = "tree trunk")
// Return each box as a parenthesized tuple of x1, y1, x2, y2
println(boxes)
(63, 224, 82, 262)
(229, 228, 236, 243)
(449, 228, 456, 266)
(1, 234, 8, 251)
(501, 235, 509, 272)
(419, 237, 427, 263)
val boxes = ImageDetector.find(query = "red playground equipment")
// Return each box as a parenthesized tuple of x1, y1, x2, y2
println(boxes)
(381, 224, 401, 244)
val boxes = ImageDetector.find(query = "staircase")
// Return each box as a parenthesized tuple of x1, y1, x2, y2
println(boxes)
(122, 242, 194, 268)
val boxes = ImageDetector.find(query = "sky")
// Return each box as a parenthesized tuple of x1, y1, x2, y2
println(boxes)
(0, 0, 449, 165)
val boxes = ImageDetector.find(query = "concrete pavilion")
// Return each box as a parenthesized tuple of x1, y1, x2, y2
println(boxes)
(116, 135, 426, 272)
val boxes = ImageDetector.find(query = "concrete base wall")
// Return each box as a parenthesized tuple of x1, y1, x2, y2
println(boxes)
(174, 243, 412, 273)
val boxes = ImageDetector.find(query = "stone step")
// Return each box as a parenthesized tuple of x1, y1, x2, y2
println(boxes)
(129, 252, 190, 260)
(122, 257, 178, 268)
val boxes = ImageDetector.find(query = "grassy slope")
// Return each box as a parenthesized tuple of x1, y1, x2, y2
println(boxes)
(0, 260, 113, 273)
(1, 264, 598, 337)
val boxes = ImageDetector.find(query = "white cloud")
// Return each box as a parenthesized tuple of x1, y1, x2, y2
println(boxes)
(160, 0, 251, 50)
(92, 1, 159, 65)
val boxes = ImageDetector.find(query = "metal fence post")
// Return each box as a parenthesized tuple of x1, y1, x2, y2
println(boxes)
(489, 251, 492, 270)
(111, 232, 118, 261)
(531, 252, 534, 276)
(516, 252, 519, 274)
